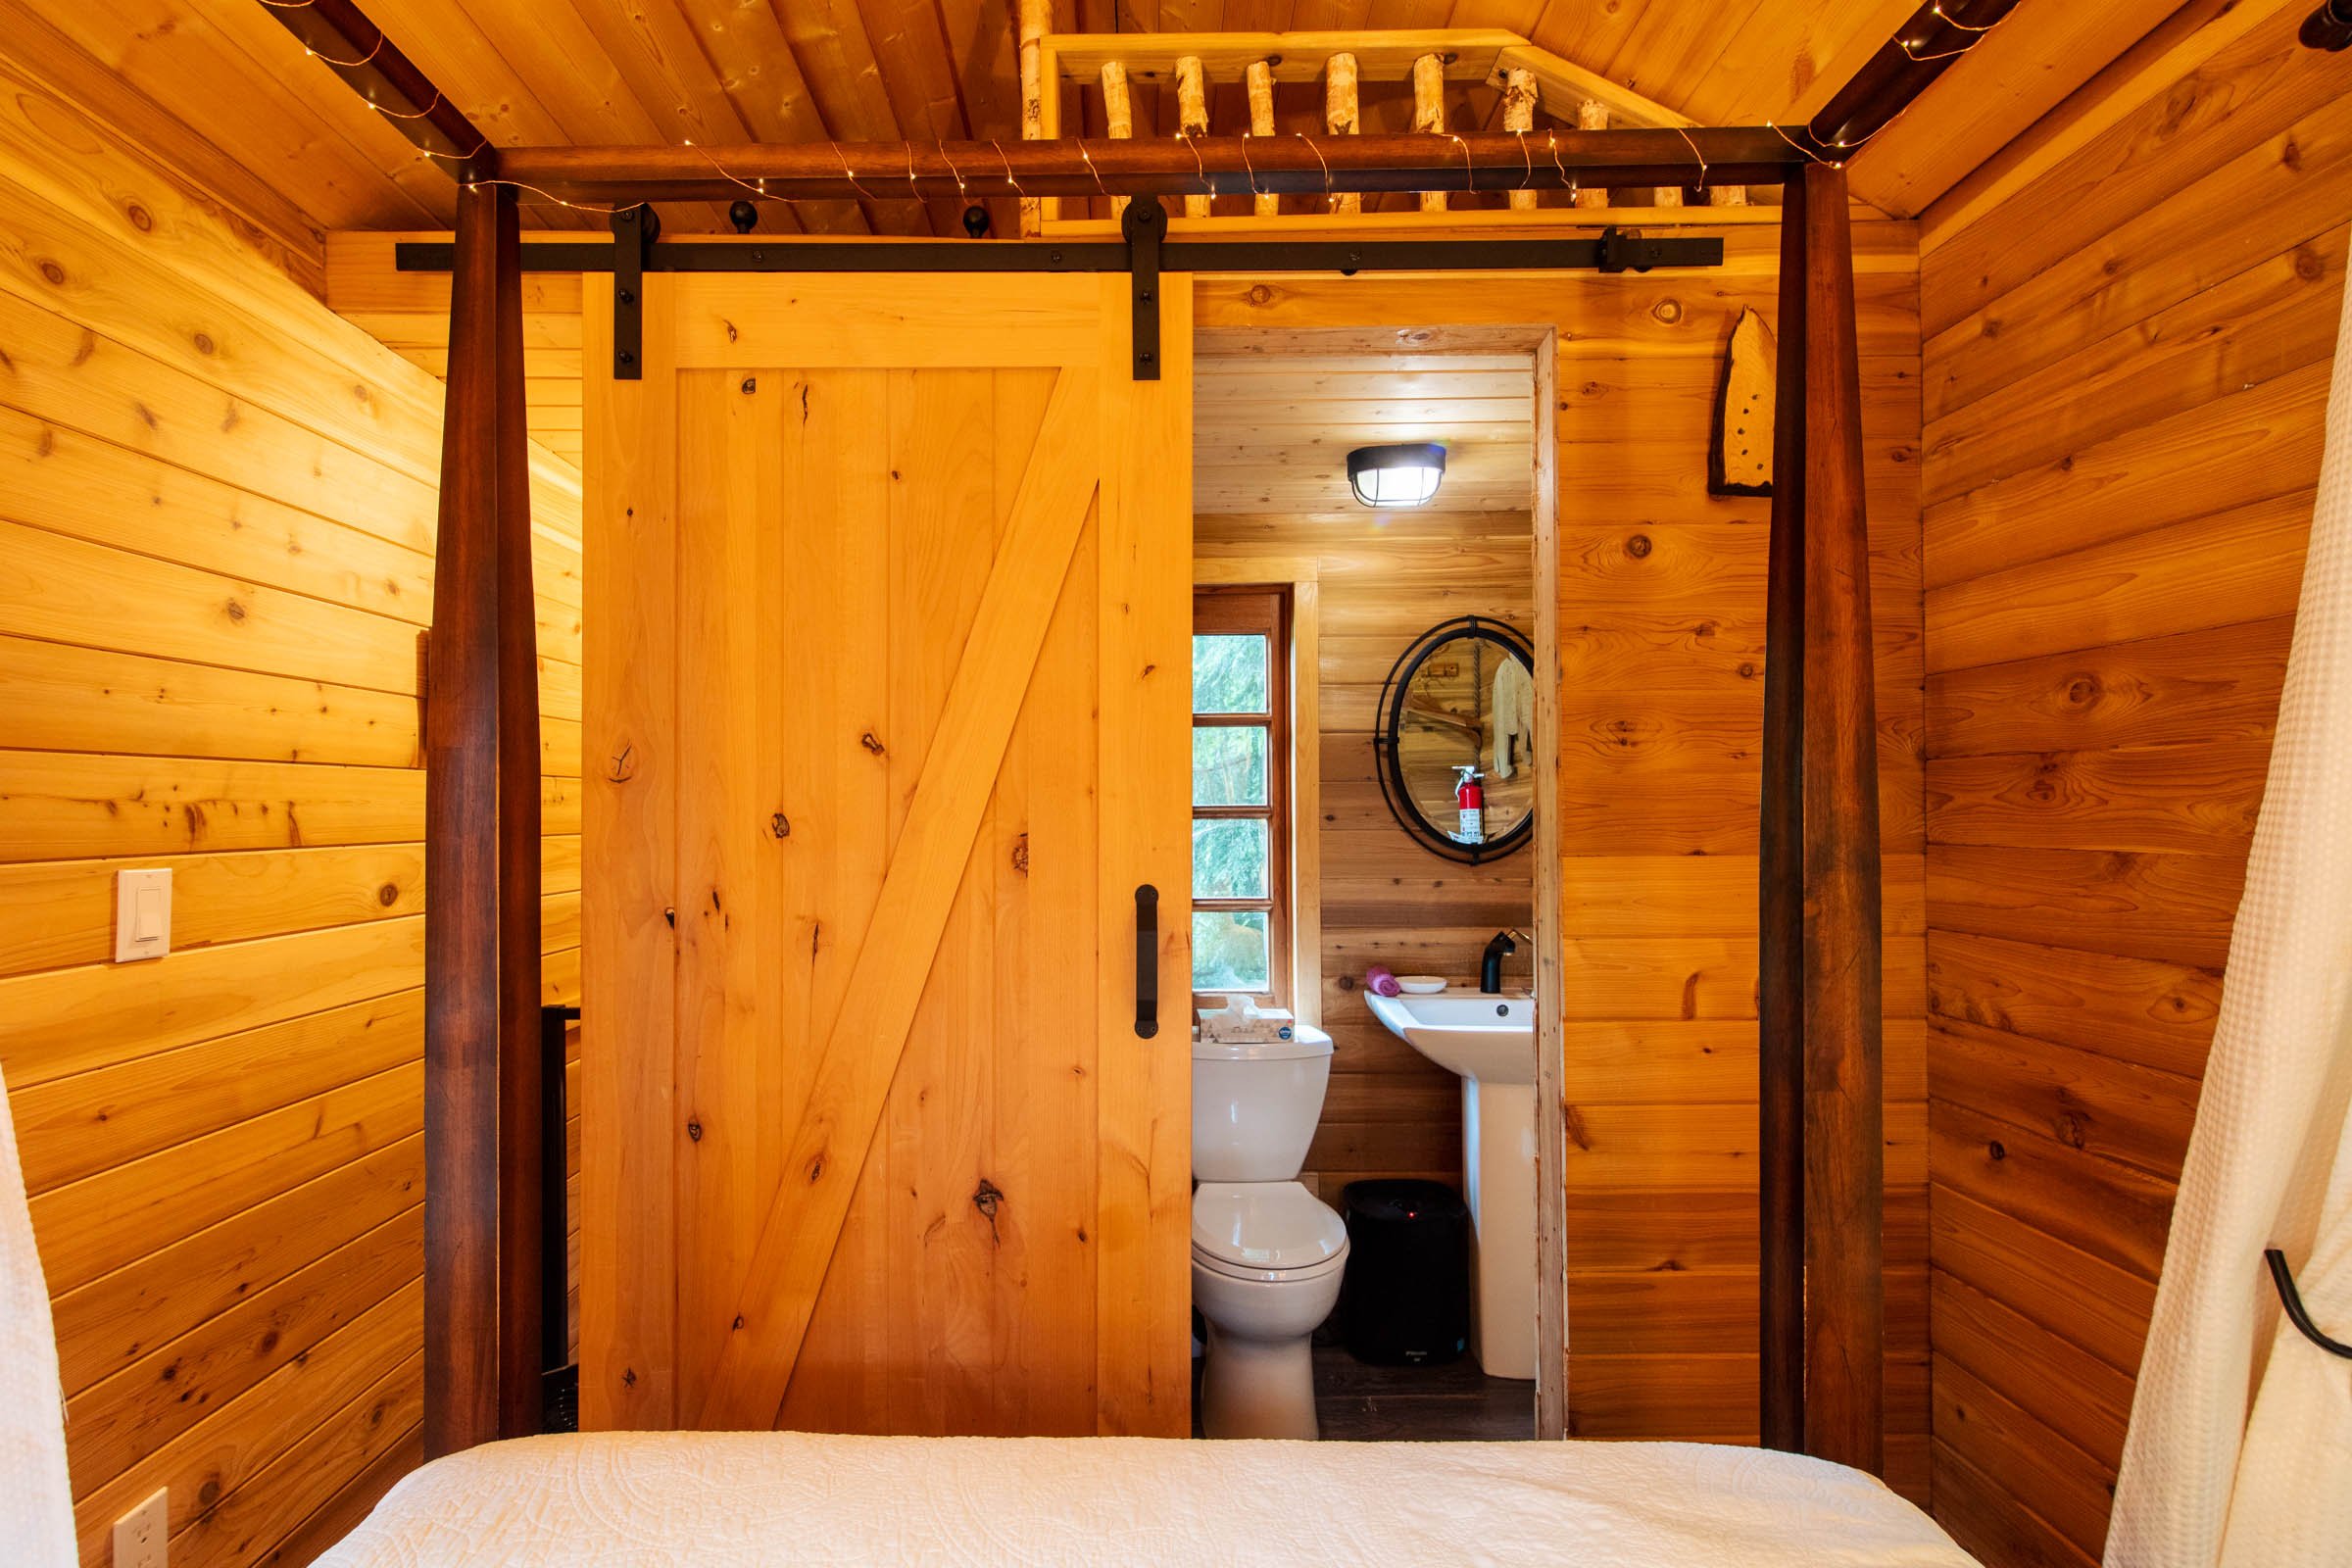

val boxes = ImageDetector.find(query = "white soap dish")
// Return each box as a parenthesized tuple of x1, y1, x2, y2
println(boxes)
(1396, 975, 1448, 995)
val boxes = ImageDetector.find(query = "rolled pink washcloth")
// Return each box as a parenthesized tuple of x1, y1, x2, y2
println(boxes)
(1365, 964, 1403, 998)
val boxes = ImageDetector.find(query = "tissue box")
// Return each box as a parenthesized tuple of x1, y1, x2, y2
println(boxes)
(1198, 997, 1296, 1044)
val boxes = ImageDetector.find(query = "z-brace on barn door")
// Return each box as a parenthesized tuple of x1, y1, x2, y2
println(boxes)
(581, 274, 1193, 1436)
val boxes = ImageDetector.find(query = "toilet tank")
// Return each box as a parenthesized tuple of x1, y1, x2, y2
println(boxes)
(1192, 1025, 1335, 1182)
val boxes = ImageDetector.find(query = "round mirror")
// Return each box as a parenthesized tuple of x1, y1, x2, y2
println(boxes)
(1373, 616, 1538, 865)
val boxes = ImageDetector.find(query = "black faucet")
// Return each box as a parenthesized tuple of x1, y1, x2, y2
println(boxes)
(1480, 930, 1521, 994)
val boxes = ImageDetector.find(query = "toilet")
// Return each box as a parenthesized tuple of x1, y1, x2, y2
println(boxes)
(1193, 1024, 1348, 1440)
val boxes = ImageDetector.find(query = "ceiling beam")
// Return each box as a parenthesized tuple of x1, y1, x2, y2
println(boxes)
(1787, 0, 2023, 163)
(258, 0, 490, 171)
(492, 128, 1797, 205)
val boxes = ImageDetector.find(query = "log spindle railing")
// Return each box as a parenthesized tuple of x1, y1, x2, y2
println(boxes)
(1100, 60, 1133, 220)
(1247, 59, 1280, 220)
(1177, 56, 1210, 220)
(1412, 52, 1447, 215)
(1326, 51, 1361, 215)
(1023, 31, 1751, 228)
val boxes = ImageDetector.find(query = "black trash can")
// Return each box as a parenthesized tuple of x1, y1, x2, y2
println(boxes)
(1337, 1179, 1470, 1366)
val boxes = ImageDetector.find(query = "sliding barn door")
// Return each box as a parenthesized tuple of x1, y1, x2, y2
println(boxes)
(581, 274, 1192, 1437)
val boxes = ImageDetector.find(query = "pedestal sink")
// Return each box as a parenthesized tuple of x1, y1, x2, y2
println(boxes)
(1364, 991, 1537, 1381)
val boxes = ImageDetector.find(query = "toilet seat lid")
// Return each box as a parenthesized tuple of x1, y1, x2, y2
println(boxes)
(1192, 1181, 1348, 1273)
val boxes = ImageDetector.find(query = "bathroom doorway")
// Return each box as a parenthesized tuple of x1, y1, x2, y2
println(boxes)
(1187, 326, 1562, 1442)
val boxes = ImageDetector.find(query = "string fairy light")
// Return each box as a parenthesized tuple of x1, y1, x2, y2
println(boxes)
(1669, 123, 1709, 195)
(1444, 132, 1475, 193)
(1292, 132, 1334, 211)
(1175, 128, 1208, 203)
(988, 137, 1027, 204)
(1077, 137, 1111, 202)
(1928, 1, 2002, 28)
(1544, 128, 1579, 206)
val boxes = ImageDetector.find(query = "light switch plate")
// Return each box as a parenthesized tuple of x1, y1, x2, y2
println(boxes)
(113, 1486, 168, 1568)
(115, 868, 172, 962)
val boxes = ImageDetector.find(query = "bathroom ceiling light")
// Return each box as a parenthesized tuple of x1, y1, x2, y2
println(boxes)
(1347, 443, 1447, 509)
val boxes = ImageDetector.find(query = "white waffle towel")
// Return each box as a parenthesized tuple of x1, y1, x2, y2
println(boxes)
(1, 1062, 74, 1566)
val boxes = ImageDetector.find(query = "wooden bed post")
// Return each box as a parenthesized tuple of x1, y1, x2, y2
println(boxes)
(1759, 166, 1808, 1457)
(1761, 159, 1885, 1473)
(425, 175, 543, 1458)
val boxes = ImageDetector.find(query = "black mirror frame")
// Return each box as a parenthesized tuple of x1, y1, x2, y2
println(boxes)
(1372, 614, 1538, 866)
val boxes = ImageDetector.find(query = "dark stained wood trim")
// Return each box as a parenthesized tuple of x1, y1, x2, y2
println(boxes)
(1797, 159, 1886, 1474)
(1759, 159, 1808, 1455)
(424, 178, 539, 1457)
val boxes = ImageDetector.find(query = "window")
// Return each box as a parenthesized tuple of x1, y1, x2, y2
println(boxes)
(1192, 587, 1292, 1009)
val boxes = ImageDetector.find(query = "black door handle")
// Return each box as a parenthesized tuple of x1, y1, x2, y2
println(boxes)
(1135, 884, 1159, 1039)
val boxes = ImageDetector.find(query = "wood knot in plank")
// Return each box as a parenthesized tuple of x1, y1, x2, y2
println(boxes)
(686, 1118, 703, 1142)
(770, 811, 791, 838)
(972, 1179, 1005, 1245)
(608, 743, 637, 782)
(859, 731, 886, 756)
(1011, 834, 1029, 874)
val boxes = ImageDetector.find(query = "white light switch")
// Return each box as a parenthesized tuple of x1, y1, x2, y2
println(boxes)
(115, 868, 172, 962)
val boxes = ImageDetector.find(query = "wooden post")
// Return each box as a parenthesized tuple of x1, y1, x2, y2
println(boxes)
(1324, 53, 1360, 216)
(489, 185, 544, 1444)
(1176, 56, 1211, 219)
(1016, 0, 1050, 233)
(1760, 160, 1885, 1473)
(1759, 161, 1808, 1458)
(1798, 158, 1884, 1476)
(425, 176, 541, 1457)
(1501, 66, 1538, 212)
(1247, 59, 1278, 220)
(1101, 60, 1133, 220)
(1413, 53, 1446, 214)
(1575, 100, 1608, 209)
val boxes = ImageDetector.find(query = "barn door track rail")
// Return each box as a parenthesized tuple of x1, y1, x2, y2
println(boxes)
(395, 196, 1724, 381)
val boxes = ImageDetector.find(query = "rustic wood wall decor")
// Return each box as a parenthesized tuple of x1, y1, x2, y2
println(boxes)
(1710, 307, 1777, 496)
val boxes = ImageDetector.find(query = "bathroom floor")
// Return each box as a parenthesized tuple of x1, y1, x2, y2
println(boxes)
(1310, 1346, 1536, 1442)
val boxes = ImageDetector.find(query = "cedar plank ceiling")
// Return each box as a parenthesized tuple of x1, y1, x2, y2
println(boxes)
(0, 0, 2212, 267)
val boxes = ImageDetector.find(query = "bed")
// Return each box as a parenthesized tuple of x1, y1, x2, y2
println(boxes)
(316, 1429, 1977, 1566)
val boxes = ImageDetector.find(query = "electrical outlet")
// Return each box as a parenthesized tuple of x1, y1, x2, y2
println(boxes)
(113, 1488, 168, 1568)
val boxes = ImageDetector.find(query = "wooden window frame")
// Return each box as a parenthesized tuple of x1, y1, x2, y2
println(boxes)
(1192, 585, 1293, 1013)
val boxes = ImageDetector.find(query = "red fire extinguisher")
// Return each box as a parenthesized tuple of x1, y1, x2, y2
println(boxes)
(1453, 764, 1485, 845)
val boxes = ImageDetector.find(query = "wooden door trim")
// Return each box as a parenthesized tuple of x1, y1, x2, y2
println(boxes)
(694, 368, 1104, 1430)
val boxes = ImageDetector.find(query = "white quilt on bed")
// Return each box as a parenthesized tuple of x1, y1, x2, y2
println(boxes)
(318, 1430, 1975, 1567)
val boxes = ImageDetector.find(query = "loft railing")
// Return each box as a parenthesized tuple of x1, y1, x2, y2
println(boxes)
(1016, 25, 1757, 233)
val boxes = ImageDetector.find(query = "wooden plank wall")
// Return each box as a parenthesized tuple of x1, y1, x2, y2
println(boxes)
(1196, 506, 1539, 1198)
(1916, 10, 2352, 1564)
(1194, 220, 1929, 1488)
(0, 57, 584, 1568)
